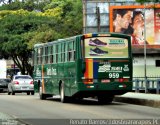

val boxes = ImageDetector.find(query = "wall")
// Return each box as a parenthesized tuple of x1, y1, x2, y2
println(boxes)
(83, 0, 160, 78)
(133, 56, 160, 77)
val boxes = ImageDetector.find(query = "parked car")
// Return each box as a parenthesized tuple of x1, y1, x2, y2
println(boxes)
(8, 75, 34, 95)
(0, 78, 11, 92)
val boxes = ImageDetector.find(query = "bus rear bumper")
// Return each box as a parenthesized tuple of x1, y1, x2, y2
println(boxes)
(72, 90, 131, 98)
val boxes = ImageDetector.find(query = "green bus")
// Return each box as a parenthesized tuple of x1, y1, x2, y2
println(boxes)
(33, 33, 132, 103)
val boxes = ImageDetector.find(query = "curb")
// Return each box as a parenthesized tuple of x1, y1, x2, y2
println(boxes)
(114, 96, 160, 108)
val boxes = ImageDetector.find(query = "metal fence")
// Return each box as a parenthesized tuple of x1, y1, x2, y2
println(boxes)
(133, 77, 160, 94)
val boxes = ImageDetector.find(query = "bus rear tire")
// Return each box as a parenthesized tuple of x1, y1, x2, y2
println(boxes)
(97, 96, 113, 104)
(60, 83, 68, 103)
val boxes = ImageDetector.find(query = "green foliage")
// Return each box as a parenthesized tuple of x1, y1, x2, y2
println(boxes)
(0, 0, 83, 75)
(61, 0, 83, 36)
(0, 0, 51, 11)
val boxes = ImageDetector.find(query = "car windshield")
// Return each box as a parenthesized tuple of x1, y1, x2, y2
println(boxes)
(15, 76, 32, 80)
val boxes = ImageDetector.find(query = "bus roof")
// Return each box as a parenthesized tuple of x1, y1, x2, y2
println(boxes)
(33, 33, 130, 48)
(34, 35, 80, 48)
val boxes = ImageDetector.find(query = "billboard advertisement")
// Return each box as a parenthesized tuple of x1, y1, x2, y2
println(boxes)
(84, 37, 129, 58)
(109, 4, 160, 49)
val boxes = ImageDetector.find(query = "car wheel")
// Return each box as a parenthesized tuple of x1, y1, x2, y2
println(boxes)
(31, 91, 34, 95)
(60, 83, 68, 103)
(8, 91, 11, 95)
(12, 91, 15, 95)
(27, 92, 30, 95)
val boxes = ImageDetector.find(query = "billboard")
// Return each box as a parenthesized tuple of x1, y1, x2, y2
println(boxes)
(84, 37, 129, 58)
(109, 4, 160, 49)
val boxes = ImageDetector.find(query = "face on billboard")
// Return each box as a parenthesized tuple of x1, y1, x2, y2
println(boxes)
(114, 10, 133, 33)
(110, 5, 160, 47)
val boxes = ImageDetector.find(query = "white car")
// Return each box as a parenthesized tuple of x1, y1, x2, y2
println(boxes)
(8, 75, 34, 95)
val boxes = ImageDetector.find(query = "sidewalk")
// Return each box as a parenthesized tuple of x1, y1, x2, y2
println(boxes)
(0, 112, 24, 125)
(114, 92, 160, 108)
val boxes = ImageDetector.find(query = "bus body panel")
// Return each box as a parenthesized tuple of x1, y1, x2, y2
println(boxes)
(33, 33, 132, 99)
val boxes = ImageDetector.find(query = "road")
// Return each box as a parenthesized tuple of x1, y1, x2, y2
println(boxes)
(0, 93, 160, 125)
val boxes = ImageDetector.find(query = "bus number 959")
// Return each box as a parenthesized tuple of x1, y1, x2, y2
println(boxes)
(109, 73, 119, 78)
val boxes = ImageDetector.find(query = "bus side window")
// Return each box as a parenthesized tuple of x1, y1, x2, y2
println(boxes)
(35, 48, 38, 65)
(65, 43, 67, 62)
(58, 44, 61, 63)
(53, 45, 56, 64)
(73, 40, 76, 61)
(45, 47, 48, 64)
(62, 43, 65, 62)
(38, 47, 43, 64)
(68, 42, 73, 62)
(41, 48, 43, 64)
(68, 49, 72, 62)
(56, 44, 58, 63)
(50, 46, 53, 63)
(37, 48, 40, 64)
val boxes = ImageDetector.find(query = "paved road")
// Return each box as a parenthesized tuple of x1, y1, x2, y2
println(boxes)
(0, 93, 160, 125)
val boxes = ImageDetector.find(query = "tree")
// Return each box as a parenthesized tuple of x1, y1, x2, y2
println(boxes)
(0, 0, 51, 11)
(45, 0, 83, 36)
(0, 10, 61, 75)
(0, 0, 83, 76)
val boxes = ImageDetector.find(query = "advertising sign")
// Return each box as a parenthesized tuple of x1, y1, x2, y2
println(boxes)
(84, 37, 129, 58)
(109, 4, 160, 48)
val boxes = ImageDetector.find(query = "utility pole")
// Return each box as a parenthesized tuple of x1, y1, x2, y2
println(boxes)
(96, 6, 100, 32)
(144, 3, 147, 93)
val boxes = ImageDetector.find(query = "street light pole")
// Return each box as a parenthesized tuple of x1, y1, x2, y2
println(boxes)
(144, 3, 147, 93)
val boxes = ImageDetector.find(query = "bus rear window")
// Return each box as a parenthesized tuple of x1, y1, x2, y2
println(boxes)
(84, 37, 129, 58)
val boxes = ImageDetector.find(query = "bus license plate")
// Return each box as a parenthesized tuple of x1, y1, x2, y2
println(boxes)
(101, 79, 110, 83)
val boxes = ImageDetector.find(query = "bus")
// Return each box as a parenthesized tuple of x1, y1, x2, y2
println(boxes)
(33, 33, 132, 103)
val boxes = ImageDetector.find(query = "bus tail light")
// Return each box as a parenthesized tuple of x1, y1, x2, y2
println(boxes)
(82, 79, 93, 84)
(119, 78, 124, 82)
(115, 78, 129, 83)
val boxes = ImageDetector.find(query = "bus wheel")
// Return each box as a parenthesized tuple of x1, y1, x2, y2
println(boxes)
(39, 86, 46, 100)
(97, 96, 113, 104)
(60, 83, 67, 103)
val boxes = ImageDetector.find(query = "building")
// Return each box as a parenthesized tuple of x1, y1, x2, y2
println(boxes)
(83, 0, 160, 79)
